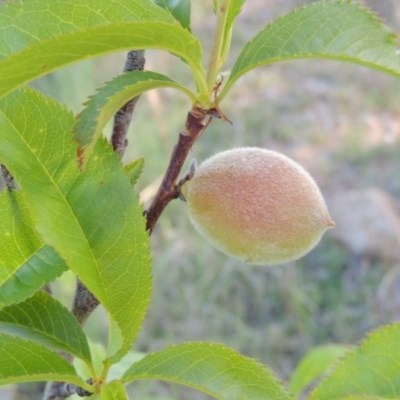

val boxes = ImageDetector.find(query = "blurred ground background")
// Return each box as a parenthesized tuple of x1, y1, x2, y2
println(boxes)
(2, 0, 400, 399)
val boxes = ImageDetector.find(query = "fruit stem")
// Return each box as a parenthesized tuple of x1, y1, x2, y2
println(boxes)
(205, 0, 232, 96)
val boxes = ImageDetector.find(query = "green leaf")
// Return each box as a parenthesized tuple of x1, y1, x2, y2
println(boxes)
(220, 0, 400, 100)
(0, 189, 67, 308)
(289, 344, 349, 397)
(109, 352, 146, 381)
(0, 88, 152, 364)
(227, 0, 245, 25)
(74, 71, 196, 165)
(310, 324, 400, 399)
(101, 380, 128, 400)
(0, 333, 90, 389)
(74, 339, 107, 380)
(124, 158, 145, 187)
(0, 291, 92, 366)
(154, 0, 191, 31)
(220, 0, 245, 62)
(122, 342, 290, 400)
(334, 398, 380, 400)
(0, 0, 206, 101)
(107, 350, 146, 381)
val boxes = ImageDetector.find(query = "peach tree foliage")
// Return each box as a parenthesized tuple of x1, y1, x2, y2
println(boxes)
(0, 0, 400, 399)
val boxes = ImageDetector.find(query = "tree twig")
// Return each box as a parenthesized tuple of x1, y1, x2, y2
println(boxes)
(145, 107, 214, 233)
(42, 280, 98, 400)
(71, 279, 100, 325)
(1, 164, 16, 191)
(43, 382, 92, 400)
(111, 50, 146, 157)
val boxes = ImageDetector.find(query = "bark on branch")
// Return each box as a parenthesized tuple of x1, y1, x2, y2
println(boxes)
(43, 382, 92, 400)
(1, 164, 16, 191)
(111, 50, 146, 157)
(145, 107, 213, 233)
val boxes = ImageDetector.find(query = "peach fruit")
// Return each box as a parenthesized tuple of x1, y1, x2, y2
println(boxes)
(179, 147, 334, 265)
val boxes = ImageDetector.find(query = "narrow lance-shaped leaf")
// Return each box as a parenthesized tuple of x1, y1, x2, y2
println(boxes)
(0, 291, 92, 367)
(0, 333, 91, 390)
(289, 344, 349, 397)
(220, 0, 246, 62)
(0, 0, 206, 100)
(154, 0, 191, 31)
(0, 89, 152, 364)
(310, 323, 400, 399)
(226, 0, 246, 25)
(74, 71, 196, 165)
(101, 380, 128, 400)
(122, 342, 291, 400)
(220, 0, 400, 101)
(0, 192, 67, 308)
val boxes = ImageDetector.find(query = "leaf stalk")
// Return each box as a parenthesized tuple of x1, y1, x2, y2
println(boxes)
(205, 0, 232, 95)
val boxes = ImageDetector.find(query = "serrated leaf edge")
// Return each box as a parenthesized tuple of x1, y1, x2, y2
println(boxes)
(309, 323, 400, 400)
(122, 341, 290, 400)
(220, 0, 400, 101)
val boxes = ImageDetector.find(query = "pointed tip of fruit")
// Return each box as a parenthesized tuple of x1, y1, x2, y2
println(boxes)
(327, 217, 336, 228)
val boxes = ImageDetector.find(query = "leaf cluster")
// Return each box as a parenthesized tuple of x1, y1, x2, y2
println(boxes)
(0, 0, 400, 399)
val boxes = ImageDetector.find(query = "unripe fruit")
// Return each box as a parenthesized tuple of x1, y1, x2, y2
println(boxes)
(180, 147, 334, 265)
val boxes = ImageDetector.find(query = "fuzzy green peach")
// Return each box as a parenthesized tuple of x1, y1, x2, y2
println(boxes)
(180, 147, 334, 265)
